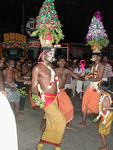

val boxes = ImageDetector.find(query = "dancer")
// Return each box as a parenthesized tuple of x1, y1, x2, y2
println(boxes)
(93, 86, 113, 150)
(79, 11, 109, 127)
(55, 55, 80, 130)
(79, 53, 104, 126)
(31, 47, 66, 150)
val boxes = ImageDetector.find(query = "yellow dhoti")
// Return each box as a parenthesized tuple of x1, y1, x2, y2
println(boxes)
(99, 112, 113, 135)
(40, 94, 66, 146)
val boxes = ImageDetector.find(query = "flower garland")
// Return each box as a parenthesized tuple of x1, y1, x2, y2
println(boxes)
(93, 92, 112, 126)
(89, 64, 101, 92)
(32, 62, 59, 108)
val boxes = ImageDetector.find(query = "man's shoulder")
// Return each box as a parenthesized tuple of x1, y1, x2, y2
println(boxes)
(105, 63, 112, 68)
(3, 67, 8, 72)
(54, 67, 58, 71)
(98, 63, 104, 68)
(32, 63, 47, 73)
(33, 63, 41, 69)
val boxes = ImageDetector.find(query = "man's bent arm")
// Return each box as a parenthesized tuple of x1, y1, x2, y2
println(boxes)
(31, 66, 39, 95)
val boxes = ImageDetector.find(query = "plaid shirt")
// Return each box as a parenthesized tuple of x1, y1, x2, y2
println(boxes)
(103, 63, 113, 78)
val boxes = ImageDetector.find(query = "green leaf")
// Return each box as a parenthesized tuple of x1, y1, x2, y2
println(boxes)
(30, 30, 38, 37)
(93, 118, 98, 123)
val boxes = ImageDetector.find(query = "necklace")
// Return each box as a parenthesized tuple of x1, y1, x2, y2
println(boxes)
(41, 62, 56, 89)
(93, 92, 112, 126)
(36, 62, 59, 108)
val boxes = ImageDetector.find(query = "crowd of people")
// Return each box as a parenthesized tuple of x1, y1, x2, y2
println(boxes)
(0, 47, 113, 150)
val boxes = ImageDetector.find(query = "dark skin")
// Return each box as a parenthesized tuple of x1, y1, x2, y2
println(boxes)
(3, 60, 16, 91)
(15, 61, 31, 84)
(98, 90, 112, 150)
(55, 58, 79, 89)
(55, 58, 80, 130)
(3, 60, 21, 119)
(79, 55, 105, 127)
(0, 60, 5, 91)
(31, 54, 57, 95)
(32, 50, 62, 145)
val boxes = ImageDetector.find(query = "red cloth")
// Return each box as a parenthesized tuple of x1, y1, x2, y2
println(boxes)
(44, 93, 57, 108)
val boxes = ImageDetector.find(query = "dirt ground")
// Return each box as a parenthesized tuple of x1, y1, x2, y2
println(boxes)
(16, 92, 113, 150)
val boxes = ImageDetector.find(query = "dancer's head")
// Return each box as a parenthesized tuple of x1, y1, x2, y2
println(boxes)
(38, 47, 55, 63)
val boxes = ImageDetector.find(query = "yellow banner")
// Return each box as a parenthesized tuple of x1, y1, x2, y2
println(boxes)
(4, 33, 26, 43)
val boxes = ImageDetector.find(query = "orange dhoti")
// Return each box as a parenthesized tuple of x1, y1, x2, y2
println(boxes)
(58, 89, 74, 123)
(40, 93, 66, 146)
(82, 85, 101, 114)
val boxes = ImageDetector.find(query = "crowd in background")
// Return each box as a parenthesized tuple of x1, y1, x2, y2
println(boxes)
(0, 54, 113, 120)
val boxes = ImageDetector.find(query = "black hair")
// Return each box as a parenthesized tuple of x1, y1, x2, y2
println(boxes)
(41, 47, 54, 53)
(57, 55, 66, 61)
(92, 52, 102, 57)
(6, 57, 15, 62)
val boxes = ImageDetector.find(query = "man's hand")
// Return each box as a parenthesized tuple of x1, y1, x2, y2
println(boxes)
(85, 75, 90, 81)
(11, 87, 16, 92)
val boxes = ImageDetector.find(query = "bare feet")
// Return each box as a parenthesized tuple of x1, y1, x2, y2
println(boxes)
(77, 122, 86, 127)
(97, 146, 108, 150)
(66, 126, 76, 131)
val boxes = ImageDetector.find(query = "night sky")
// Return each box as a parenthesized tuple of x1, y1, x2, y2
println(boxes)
(0, 0, 113, 44)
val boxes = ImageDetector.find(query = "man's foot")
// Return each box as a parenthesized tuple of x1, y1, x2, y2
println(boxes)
(66, 126, 76, 131)
(54, 146, 62, 150)
(97, 146, 108, 150)
(77, 122, 86, 127)
(37, 143, 44, 150)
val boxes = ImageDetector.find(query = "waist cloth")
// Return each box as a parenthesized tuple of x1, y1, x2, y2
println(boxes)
(82, 85, 101, 114)
(5, 82, 20, 103)
(57, 89, 74, 123)
(99, 111, 113, 135)
(40, 93, 66, 146)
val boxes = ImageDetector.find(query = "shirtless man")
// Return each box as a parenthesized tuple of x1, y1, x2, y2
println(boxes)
(31, 47, 66, 150)
(55, 55, 80, 130)
(3, 58, 21, 119)
(0, 58, 18, 150)
(79, 53, 104, 127)
(15, 60, 31, 113)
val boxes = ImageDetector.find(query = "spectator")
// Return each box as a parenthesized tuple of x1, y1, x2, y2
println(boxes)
(102, 56, 113, 89)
